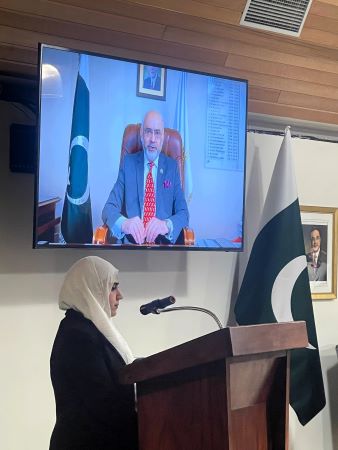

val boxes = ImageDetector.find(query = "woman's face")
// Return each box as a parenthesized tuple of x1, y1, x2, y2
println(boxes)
(108, 282, 123, 317)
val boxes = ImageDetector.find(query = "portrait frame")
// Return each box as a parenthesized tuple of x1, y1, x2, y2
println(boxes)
(136, 64, 166, 101)
(300, 205, 337, 300)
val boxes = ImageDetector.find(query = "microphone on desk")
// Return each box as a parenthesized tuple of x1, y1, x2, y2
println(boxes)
(140, 296, 176, 315)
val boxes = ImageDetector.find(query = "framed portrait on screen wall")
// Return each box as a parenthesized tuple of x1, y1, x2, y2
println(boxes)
(137, 64, 166, 100)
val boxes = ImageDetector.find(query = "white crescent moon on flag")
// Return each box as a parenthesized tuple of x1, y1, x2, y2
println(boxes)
(271, 255, 315, 350)
(71, 135, 89, 152)
(67, 134, 90, 205)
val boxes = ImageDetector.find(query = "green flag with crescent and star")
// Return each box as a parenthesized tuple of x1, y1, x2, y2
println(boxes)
(235, 128, 326, 425)
(61, 54, 93, 243)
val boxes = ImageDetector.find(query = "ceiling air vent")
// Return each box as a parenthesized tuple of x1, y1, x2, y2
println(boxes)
(240, 0, 313, 37)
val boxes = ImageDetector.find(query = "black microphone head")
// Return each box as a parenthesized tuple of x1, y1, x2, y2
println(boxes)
(167, 296, 176, 305)
(139, 303, 152, 315)
(140, 296, 176, 315)
(158, 295, 176, 309)
(171, 296, 176, 303)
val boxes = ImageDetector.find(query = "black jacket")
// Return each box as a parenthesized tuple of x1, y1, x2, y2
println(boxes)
(49, 309, 138, 450)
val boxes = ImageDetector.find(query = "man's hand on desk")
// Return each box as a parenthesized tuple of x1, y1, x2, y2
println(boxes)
(145, 217, 169, 243)
(121, 216, 145, 245)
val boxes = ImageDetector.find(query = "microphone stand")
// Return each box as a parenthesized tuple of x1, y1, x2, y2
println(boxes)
(156, 306, 223, 330)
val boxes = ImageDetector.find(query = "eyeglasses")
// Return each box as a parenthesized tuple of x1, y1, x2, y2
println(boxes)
(111, 282, 119, 291)
(144, 128, 162, 139)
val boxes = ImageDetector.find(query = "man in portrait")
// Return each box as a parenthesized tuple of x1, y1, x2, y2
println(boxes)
(306, 226, 327, 281)
(143, 66, 161, 91)
(102, 110, 189, 245)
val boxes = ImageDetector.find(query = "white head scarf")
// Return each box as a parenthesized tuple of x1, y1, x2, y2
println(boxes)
(59, 256, 134, 364)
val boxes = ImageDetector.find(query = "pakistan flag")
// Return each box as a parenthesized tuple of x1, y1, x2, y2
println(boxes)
(235, 128, 325, 425)
(61, 54, 93, 243)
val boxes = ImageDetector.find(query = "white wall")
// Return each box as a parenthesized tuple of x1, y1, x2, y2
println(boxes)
(0, 101, 337, 450)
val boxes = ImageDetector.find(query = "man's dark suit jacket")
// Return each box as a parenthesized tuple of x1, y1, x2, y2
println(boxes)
(49, 309, 138, 450)
(306, 248, 327, 266)
(143, 75, 161, 91)
(306, 248, 327, 281)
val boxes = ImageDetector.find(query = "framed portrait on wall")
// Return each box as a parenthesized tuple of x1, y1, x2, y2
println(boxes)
(137, 64, 166, 100)
(300, 205, 337, 300)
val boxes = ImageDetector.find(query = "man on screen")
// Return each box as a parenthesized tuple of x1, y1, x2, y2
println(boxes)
(306, 227, 327, 281)
(102, 110, 189, 245)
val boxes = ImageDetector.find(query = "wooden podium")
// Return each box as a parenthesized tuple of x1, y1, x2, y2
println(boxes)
(120, 322, 308, 450)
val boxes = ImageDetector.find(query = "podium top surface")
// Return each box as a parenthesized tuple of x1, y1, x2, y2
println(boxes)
(120, 321, 308, 384)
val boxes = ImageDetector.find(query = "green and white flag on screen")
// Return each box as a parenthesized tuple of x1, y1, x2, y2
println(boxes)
(235, 128, 325, 425)
(61, 54, 93, 243)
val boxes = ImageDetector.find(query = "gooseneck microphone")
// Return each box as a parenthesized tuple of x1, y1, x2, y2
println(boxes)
(140, 296, 176, 315)
(159, 306, 223, 330)
(140, 296, 223, 329)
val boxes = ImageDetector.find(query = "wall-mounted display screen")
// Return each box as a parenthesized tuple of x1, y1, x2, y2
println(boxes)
(34, 44, 247, 251)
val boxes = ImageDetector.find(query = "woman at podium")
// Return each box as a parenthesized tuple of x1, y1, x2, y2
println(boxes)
(49, 256, 138, 450)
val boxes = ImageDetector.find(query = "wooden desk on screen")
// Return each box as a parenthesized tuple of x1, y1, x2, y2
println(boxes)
(37, 197, 61, 242)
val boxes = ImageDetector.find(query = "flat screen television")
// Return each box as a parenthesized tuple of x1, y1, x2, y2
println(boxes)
(34, 43, 247, 251)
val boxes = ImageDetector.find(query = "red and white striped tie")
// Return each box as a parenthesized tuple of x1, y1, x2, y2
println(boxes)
(143, 162, 155, 228)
